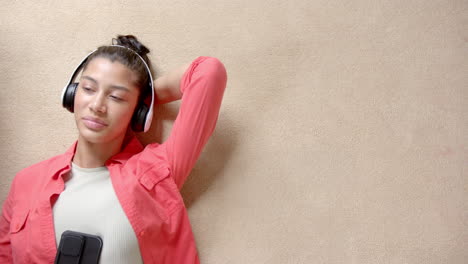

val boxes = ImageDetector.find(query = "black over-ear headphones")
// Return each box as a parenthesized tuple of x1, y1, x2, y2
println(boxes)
(61, 45, 155, 133)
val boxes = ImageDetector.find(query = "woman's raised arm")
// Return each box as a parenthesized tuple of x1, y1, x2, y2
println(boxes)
(149, 56, 227, 189)
(153, 62, 192, 104)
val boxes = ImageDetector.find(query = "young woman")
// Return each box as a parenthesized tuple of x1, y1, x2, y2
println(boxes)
(0, 35, 227, 263)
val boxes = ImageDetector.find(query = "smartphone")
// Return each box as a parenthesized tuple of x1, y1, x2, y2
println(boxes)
(55, 230, 103, 264)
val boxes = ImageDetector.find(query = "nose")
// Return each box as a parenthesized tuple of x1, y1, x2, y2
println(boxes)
(89, 93, 107, 113)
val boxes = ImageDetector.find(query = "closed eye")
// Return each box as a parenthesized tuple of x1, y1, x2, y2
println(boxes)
(82, 87, 94, 92)
(110, 95, 123, 101)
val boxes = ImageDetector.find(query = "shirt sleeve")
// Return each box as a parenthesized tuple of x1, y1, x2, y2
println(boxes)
(0, 180, 14, 263)
(160, 56, 227, 189)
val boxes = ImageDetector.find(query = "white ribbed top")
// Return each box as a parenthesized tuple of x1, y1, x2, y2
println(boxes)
(52, 163, 143, 264)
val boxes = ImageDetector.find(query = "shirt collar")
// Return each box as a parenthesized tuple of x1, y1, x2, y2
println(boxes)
(51, 136, 144, 179)
(107, 136, 144, 164)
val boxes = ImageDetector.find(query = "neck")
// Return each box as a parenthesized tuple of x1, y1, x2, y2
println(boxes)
(72, 135, 125, 168)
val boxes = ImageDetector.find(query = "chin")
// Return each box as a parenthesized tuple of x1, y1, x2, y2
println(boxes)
(77, 126, 117, 145)
(79, 131, 108, 144)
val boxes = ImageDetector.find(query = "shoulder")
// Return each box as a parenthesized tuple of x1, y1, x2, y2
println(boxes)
(3, 153, 69, 210)
(17, 153, 68, 176)
(134, 142, 170, 169)
(13, 152, 70, 188)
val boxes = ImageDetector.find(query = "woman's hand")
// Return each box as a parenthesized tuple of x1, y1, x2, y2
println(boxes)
(153, 62, 192, 104)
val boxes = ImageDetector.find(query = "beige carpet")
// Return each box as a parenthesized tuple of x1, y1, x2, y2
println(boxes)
(1, 1, 467, 263)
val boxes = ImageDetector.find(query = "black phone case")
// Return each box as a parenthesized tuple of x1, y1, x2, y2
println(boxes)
(55, 230, 103, 264)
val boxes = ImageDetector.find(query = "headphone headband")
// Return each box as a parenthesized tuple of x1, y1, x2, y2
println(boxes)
(61, 45, 155, 132)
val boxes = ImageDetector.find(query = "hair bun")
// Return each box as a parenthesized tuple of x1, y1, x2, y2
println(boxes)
(114, 35, 150, 57)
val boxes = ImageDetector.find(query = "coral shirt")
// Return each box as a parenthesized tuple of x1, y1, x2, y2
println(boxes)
(0, 56, 227, 264)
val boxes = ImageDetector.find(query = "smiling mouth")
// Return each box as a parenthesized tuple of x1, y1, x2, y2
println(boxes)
(82, 117, 108, 130)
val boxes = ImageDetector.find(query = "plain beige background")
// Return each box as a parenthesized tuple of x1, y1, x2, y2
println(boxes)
(1, 0, 467, 263)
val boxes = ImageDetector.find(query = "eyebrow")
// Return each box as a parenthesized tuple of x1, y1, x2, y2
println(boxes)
(81, 75, 131, 92)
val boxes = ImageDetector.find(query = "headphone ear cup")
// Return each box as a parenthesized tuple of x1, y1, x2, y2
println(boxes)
(63, 83, 79, 113)
(131, 103, 149, 132)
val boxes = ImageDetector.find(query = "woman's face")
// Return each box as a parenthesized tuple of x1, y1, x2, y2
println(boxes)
(74, 57, 140, 144)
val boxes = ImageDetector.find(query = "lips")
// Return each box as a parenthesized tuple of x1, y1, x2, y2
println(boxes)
(82, 116, 108, 130)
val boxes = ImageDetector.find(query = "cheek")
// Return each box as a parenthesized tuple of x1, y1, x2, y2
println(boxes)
(73, 90, 88, 110)
(111, 104, 137, 123)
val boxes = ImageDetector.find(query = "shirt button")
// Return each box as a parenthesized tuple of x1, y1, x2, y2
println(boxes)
(140, 231, 145, 236)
